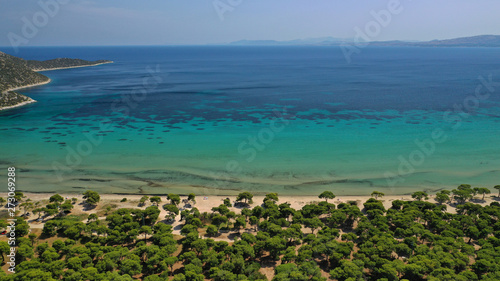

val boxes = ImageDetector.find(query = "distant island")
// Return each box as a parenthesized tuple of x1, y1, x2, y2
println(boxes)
(229, 36, 348, 46)
(0, 51, 112, 111)
(368, 35, 500, 47)
(229, 34, 500, 47)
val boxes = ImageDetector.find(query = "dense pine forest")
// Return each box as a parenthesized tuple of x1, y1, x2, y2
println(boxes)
(1, 184, 500, 280)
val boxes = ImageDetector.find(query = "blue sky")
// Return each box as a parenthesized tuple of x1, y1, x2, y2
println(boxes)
(1, 0, 499, 46)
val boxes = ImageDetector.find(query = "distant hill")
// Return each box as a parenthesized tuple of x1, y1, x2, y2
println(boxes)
(369, 35, 500, 47)
(0, 51, 112, 110)
(229, 35, 500, 47)
(229, 37, 348, 46)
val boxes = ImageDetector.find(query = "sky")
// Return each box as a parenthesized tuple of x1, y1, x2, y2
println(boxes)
(1, 0, 499, 46)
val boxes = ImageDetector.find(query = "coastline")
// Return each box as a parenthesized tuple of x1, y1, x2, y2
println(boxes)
(2, 78, 52, 93)
(0, 61, 113, 111)
(34, 61, 114, 72)
(0, 79, 51, 111)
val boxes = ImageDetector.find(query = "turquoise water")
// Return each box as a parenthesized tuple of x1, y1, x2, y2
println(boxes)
(0, 46, 499, 195)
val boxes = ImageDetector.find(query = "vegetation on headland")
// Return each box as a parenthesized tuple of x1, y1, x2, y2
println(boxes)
(0, 50, 111, 110)
(26, 58, 112, 72)
(0, 51, 48, 108)
(1, 184, 500, 280)
(0, 92, 34, 110)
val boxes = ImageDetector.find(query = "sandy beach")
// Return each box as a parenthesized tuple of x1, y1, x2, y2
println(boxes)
(4, 192, 496, 240)
(34, 61, 114, 72)
(0, 98, 37, 111)
(8, 192, 496, 216)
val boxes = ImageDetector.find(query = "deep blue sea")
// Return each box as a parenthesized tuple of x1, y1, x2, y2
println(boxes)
(0, 46, 499, 195)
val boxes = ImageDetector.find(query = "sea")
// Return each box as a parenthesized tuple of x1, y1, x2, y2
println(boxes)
(0, 46, 499, 195)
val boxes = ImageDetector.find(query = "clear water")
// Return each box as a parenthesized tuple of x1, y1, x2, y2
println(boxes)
(0, 46, 499, 195)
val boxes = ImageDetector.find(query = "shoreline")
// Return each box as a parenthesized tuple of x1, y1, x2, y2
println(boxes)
(0, 98, 37, 111)
(0, 192, 423, 201)
(1, 78, 52, 93)
(0, 79, 52, 111)
(6, 187, 440, 197)
(4, 173, 472, 197)
(34, 61, 114, 72)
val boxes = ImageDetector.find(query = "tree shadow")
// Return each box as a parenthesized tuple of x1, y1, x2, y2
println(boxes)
(317, 259, 331, 273)
(204, 233, 221, 238)
(80, 236, 94, 244)
(82, 204, 97, 211)
(259, 255, 278, 269)
(160, 218, 176, 225)
(172, 268, 184, 277)
(38, 232, 63, 241)
(234, 202, 250, 209)
(27, 217, 41, 224)
(227, 232, 241, 240)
